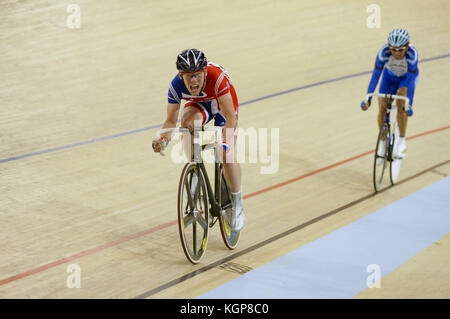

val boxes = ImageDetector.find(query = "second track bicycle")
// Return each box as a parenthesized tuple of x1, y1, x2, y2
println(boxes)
(365, 93, 410, 192)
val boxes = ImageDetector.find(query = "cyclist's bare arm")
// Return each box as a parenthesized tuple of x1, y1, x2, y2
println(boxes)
(152, 102, 180, 153)
(161, 102, 181, 142)
(218, 92, 237, 144)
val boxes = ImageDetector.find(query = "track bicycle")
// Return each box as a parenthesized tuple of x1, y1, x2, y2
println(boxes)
(157, 126, 241, 264)
(365, 93, 410, 192)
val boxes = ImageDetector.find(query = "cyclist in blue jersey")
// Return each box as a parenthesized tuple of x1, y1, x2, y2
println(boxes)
(361, 28, 419, 159)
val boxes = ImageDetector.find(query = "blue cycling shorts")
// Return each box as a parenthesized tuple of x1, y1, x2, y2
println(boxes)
(379, 69, 419, 106)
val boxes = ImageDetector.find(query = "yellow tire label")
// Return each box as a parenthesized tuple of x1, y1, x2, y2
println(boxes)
(224, 219, 231, 236)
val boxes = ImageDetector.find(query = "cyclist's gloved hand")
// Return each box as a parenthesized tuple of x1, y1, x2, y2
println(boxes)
(222, 142, 230, 153)
(406, 106, 413, 117)
(360, 98, 371, 111)
(215, 139, 230, 153)
(152, 136, 168, 154)
(217, 141, 230, 153)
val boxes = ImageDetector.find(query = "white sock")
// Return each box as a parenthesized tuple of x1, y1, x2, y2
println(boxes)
(231, 191, 242, 208)
(399, 137, 406, 144)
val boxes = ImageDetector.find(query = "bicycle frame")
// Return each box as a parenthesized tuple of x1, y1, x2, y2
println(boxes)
(158, 126, 226, 218)
(365, 93, 408, 192)
(196, 162, 222, 218)
(383, 96, 395, 162)
(366, 93, 409, 161)
(158, 125, 239, 263)
(365, 93, 410, 114)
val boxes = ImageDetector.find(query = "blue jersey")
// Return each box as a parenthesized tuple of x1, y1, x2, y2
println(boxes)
(367, 44, 419, 104)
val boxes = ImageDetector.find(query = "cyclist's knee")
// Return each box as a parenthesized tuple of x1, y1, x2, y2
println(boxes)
(396, 87, 407, 109)
(377, 98, 387, 111)
(397, 86, 407, 96)
(378, 105, 387, 115)
(180, 117, 192, 128)
(181, 115, 202, 128)
(181, 107, 203, 128)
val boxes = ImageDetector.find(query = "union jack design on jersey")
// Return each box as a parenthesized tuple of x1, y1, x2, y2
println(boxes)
(168, 62, 239, 126)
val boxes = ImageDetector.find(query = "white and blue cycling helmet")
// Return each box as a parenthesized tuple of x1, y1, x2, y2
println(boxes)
(388, 28, 410, 47)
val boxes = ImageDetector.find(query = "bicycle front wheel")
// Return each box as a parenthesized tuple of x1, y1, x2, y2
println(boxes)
(390, 157, 402, 185)
(373, 124, 390, 192)
(217, 165, 241, 249)
(178, 162, 210, 264)
(389, 121, 403, 185)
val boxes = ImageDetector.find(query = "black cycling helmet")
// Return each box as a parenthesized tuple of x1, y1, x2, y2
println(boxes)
(176, 49, 208, 72)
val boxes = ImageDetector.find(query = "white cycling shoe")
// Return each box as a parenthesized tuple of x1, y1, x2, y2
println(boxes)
(231, 205, 245, 232)
(395, 139, 407, 159)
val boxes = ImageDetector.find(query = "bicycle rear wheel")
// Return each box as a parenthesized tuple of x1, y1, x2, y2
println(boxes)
(373, 124, 390, 192)
(177, 162, 210, 264)
(218, 165, 240, 249)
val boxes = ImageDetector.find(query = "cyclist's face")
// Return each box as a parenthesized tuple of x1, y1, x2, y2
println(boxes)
(389, 45, 407, 60)
(181, 70, 206, 96)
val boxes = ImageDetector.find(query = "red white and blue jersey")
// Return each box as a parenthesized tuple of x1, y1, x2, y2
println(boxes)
(167, 62, 239, 112)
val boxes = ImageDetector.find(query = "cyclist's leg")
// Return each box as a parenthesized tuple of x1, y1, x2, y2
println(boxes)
(378, 70, 397, 132)
(213, 100, 241, 194)
(375, 96, 388, 164)
(180, 102, 209, 161)
(222, 129, 244, 231)
(396, 73, 418, 137)
(396, 86, 408, 137)
(216, 89, 245, 230)
(378, 97, 388, 131)
(222, 134, 241, 193)
(394, 84, 408, 158)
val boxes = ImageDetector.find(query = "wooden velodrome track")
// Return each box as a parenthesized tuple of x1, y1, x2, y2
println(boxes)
(1, 0, 449, 299)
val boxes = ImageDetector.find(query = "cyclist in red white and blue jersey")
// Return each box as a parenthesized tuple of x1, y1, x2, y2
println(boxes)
(152, 49, 245, 232)
(361, 28, 419, 159)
